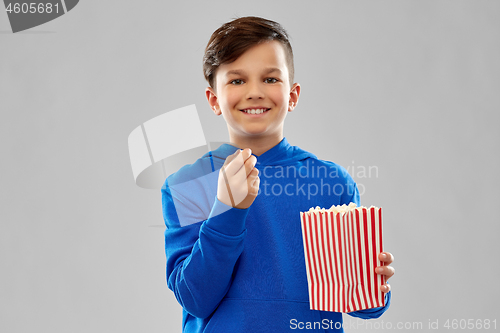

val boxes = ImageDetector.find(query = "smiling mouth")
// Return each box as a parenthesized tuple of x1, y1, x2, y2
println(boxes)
(240, 108, 271, 115)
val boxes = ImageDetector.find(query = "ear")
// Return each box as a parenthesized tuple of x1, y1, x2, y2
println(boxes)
(206, 87, 221, 115)
(288, 83, 301, 111)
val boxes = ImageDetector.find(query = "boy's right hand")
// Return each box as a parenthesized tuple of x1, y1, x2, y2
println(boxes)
(217, 148, 260, 209)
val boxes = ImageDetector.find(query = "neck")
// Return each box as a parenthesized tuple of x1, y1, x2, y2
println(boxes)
(229, 133, 284, 156)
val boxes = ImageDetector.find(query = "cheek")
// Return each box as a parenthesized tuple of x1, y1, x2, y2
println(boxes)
(270, 88, 288, 107)
(220, 88, 241, 108)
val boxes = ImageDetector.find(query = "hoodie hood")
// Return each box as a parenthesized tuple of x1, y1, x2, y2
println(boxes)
(207, 137, 317, 170)
(165, 137, 318, 189)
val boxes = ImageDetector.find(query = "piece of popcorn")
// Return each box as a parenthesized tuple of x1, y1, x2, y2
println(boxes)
(304, 202, 378, 215)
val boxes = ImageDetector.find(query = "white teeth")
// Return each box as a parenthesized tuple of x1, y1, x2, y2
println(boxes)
(243, 108, 268, 114)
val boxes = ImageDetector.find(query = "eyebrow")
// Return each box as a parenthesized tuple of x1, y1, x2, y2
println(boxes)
(225, 67, 282, 77)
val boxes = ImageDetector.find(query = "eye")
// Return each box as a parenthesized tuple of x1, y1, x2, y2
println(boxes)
(265, 78, 278, 84)
(230, 79, 244, 85)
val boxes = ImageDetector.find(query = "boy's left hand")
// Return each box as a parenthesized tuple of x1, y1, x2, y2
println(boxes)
(376, 252, 395, 293)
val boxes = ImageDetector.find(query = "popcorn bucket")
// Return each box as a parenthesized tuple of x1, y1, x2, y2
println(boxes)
(300, 204, 385, 313)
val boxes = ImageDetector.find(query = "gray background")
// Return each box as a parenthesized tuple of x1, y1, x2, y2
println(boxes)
(1, 0, 499, 332)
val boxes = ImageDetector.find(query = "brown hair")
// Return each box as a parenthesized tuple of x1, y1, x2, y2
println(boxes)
(203, 16, 294, 91)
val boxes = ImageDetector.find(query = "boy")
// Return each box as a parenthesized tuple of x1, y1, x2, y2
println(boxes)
(162, 16, 395, 332)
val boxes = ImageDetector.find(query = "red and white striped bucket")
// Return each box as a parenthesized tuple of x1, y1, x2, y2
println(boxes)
(300, 206, 385, 313)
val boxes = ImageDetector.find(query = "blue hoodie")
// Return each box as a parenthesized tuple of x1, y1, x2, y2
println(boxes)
(162, 137, 391, 332)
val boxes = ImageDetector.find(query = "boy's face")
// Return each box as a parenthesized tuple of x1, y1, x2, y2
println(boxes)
(206, 40, 300, 142)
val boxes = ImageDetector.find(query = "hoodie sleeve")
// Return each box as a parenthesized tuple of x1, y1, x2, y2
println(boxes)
(162, 180, 250, 319)
(347, 291, 392, 319)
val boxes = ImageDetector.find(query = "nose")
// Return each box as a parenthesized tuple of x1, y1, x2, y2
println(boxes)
(245, 80, 265, 100)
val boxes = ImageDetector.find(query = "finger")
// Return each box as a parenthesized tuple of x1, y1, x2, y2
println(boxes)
(380, 284, 391, 293)
(241, 148, 255, 169)
(249, 168, 260, 184)
(240, 168, 258, 199)
(244, 156, 258, 177)
(375, 265, 395, 280)
(224, 150, 246, 176)
(249, 174, 260, 195)
(225, 148, 254, 176)
(222, 151, 251, 206)
(253, 173, 260, 186)
(232, 149, 256, 178)
(250, 166, 259, 177)
(379, 252, 394, 264)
